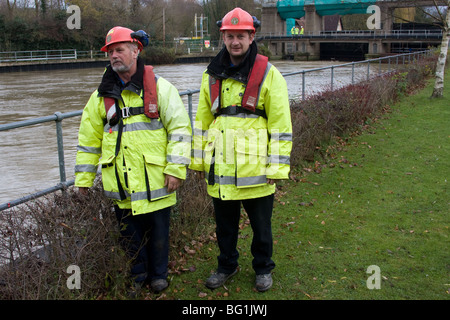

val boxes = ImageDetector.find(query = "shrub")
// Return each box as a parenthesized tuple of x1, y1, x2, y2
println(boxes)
(0, 180, 129, 299)
(289, 54, 436, 168)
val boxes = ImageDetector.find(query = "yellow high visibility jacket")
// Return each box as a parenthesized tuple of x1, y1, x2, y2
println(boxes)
(189, 54, 292, 201)
(75, 60, 192, 215)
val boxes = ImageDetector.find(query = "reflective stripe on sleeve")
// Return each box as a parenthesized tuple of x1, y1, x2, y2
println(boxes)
(267, 155, 290, 165)
(77, 145, 102, 154)
(75, 164, 98, 173)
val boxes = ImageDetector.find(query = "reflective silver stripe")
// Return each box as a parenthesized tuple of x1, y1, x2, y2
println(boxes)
(124, 121, 164, 132)
(104, 188, 172, 202)
(192, 149, 204, 158)
(215, 174, 236, 185)
(204, 173, 267, 187)
(77, 145, 101, 154)
(106, 104, 117, 124)
(167, 155, 190, 165)
(130, 188, 173, 202)
(104, 190, 130, 200)
(268, 155, 290, 165)
(193, 128, 207, 137)
(75, 164, 98, 173)
(271, 133, 293, 141)
(255, 62, 272, 108)
(237, 175, 267, 187)
(168, 133, 192, 143)
(104, 120, 164, 133)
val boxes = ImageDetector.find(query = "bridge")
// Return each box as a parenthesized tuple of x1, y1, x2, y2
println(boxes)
(259, 0, 446, 60)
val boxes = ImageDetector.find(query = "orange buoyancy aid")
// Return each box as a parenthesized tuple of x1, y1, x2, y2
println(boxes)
(210, 54, 269, 118)
(104, 65, 159, 125)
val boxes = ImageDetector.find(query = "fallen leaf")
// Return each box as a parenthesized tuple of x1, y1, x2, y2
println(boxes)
(184, 245, 196, 255)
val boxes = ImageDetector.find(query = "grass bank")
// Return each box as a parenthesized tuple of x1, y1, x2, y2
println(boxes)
(163, 70, 449, 300)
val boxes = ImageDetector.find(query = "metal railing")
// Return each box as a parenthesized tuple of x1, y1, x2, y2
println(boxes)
(0, 49, 432, 211)
(0, 49, 106, 63)
(284, 50, 431, 100)
(258, 29, 443, 39)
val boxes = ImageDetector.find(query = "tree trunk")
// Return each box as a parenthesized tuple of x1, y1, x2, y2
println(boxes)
(431, 4, 450, 98)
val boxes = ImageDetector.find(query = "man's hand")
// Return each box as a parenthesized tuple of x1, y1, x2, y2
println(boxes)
(165, 175, 182, 193)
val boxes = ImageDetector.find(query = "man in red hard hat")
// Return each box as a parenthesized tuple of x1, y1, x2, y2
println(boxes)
(189, 8, 292, 292)
(75, 26, 191, 296)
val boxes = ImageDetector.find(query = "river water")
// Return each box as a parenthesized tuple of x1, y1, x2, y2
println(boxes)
(0, 60, 377, 204)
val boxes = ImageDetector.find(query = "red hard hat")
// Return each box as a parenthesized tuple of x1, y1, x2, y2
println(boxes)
(101, 26, 143, 52)
(219, 8, 255, 32)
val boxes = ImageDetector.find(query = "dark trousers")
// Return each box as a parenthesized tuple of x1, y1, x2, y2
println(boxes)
(114, 205, 170, 284)
(212, 194, 275, 275)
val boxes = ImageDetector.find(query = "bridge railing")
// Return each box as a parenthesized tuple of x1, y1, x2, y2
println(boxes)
(258, 29, 443, 39)
(0, 49, 106, 63)
(0, 49, 433, 211)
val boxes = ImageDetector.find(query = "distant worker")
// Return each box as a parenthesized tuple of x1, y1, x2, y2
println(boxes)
(74, 26, 192, 295)
(291, 25, 300, 35)
(189, 8, 292, 292)
(300, 25, 304, 35)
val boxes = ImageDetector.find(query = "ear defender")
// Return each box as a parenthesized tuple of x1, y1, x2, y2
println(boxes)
(252, 16, 261, 29)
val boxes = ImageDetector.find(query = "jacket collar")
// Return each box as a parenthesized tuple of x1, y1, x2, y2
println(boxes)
(98, 57, 144, 98)
(207, 41, 258, 84)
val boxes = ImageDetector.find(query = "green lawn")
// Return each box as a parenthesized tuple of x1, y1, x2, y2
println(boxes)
(152, 76, 449, 301)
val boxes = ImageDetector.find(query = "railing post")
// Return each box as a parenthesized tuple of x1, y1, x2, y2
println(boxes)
(367, 60, 370, 81)
(352, 62, 355, 84)
(302, 71, 306, 101)
(187, 90, 193, 127)
(331, 66, 334, 91)
(54, 112, 67, 185)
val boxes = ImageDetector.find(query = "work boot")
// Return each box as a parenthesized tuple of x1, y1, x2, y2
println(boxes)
(205, 268, 238, 289)
(255, 273, 273, 292)
(150, 279, 169, 293)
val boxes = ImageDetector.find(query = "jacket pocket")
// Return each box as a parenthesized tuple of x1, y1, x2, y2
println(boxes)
(98, 155, 121, 196)
(235, 138, 267, 188)
(203, 140, 215, 176)
(143, 153, 170, 201)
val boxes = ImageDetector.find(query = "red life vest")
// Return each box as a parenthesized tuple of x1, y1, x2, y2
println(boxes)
(104, 65, 159, 125)
(210, 54, 269, 117)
